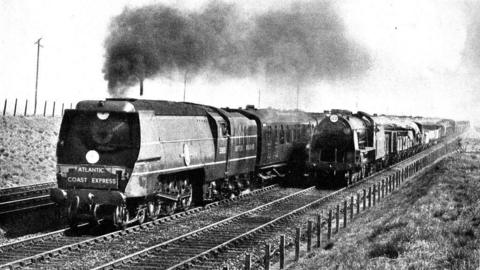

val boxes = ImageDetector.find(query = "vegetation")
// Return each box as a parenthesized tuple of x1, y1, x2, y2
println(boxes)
(291, 138, 480, 269)
(0, 116, 60, 188)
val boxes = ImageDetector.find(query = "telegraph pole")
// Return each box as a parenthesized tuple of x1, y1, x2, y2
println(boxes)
(34, 38, 43, 115)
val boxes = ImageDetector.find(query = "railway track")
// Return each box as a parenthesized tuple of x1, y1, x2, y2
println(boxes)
(0, 138, 459, 270)
(0, 182, 56, 216)
(0, 184, 296, 269)
(93, 138, 460, 270)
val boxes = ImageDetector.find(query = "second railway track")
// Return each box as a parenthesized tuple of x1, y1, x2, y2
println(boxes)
(0, 182, 56, 216)
(95, 138, 460, 270)
(0, 184, 300, 269)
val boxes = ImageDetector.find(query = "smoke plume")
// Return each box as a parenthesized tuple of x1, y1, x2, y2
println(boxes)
(103, 0, 371, 95)
(249, 1, 371, 85)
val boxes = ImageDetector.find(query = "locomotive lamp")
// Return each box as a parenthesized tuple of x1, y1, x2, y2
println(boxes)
(86, 150, 100, 164)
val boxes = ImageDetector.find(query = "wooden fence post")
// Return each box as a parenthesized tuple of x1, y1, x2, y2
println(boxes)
(264, 243, 270, 270)
(343, 200, 347, 228)
(280, 235, 285, 269)
(327, 210, 332, 240)
(377, 182, 381, 201)
(43, 101, 47, 116)
(356, 193, 360, 214)
(368, 187, 372, 208)
(335, 204, 340, 233)
(61, 103, 65, 116)
(316, 214, 322, 248)
(52, 101, 56, 117)
(3, 99, 7, 116)
(373, 184, 376, 206)
(24, 100, 28, 116)
(295, 227, 300, 261)
(244, 254, 251, 270)
(382, 179, 385, 198)
(363, 189, 366, 211)
(350, 196, 354, 220)
(307, 220, 312, 252)
(13, 98, 17, 116)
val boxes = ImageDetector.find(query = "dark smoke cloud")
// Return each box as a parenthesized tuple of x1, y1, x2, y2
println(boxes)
(249, 1, 371, 85)
(103, 0, 371, 95)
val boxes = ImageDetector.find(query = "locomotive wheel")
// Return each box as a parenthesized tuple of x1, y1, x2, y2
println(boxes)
(67, 196, 80, 230)
(137, 208, 146, 225)
(147, 201, 161, 220)
(162, 202, 177, 215)
(113, 205, 128, 229)
(180, 192, 193, 210)
(89, 204, 100, 227)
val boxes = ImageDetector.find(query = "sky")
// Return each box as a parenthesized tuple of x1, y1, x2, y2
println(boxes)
(0, 0, 479, 124)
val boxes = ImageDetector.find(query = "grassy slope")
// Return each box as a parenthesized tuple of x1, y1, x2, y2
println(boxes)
(0, 116, 61, 188)
(291, 138, 480, 269)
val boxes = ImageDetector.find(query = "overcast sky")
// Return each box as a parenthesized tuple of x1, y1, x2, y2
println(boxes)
(0, 0, 479, 124)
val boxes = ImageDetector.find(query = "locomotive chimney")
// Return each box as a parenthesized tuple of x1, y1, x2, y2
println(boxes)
(139, 79, 144, 96)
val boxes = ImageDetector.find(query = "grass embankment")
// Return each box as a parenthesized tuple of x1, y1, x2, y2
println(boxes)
(292, 138, 480, 269)
(0, 116, 60, 188)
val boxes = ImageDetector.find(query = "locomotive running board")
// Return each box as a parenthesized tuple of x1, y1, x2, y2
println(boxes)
(257, 173, 273, 180)
(155, 193, 191, 202)
(273, 168, 285, 178)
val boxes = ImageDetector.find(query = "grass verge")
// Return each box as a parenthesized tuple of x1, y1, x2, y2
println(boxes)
(291, 141, 480, 269)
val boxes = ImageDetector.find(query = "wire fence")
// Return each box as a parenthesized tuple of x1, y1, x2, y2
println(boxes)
(1, 98, 77, 117)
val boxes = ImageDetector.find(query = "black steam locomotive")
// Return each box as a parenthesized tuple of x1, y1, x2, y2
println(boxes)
(307, 110, 469, 186)
(50, 99, 319, 227)
(50, 99, 469, 227)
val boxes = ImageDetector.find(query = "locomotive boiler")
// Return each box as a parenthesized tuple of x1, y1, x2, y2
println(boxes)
(308, 110, 384, 185)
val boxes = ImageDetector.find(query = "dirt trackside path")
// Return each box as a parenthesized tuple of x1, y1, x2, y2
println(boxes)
(290, 140, 480, 269)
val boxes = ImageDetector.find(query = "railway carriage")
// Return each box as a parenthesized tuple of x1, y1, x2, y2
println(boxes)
(231, 106, 317, 181)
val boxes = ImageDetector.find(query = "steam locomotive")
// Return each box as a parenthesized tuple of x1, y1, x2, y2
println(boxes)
(50, 99, 469, 227)
(308, 110, 469, 186)
(50, 99, 319, 227)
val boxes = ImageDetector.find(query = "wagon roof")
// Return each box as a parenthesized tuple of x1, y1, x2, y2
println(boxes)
(233, 107, 314, 124)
